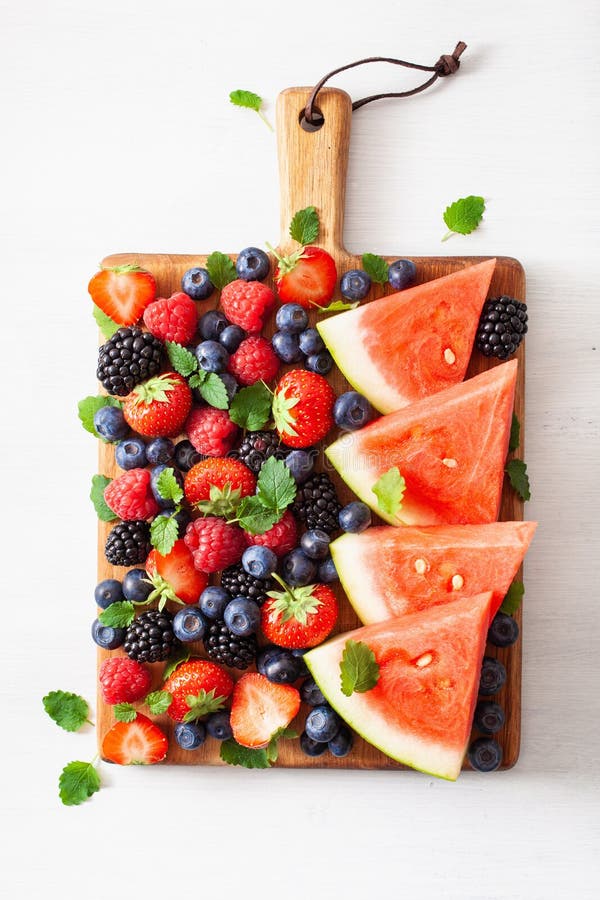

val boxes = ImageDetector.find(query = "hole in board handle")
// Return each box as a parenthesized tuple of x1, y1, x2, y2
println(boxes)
(299, 108, 324, 132)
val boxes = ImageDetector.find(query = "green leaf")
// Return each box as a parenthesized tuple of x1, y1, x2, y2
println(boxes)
(266, 727, 298, 763)
(317, 299, 360, 313)
(505, 459, 531, 501)
(162, 649, 191, 681)
(113, 703, 137, 723)
(229, 89, 262, 111)
(256, 456, 296, 513)
(361, 253, 389, 285)
(289, 206, 319, 245)
(371, 467, 405, 518)
(235, 496, 281, 535)
(500, 581, 525, 616)
(229, 382, 272, 431)
(206, 251, 237, 291)
(145, 690, 172, 715)
(220, 739, 270, 769)
(197, 373, 229, 409)
(509, 413, 521, 453)
(43, 691, 90, 732)
(155, 467, 184, 503)
(99, 601, 135, 628)
(165, 341, 198, 377)
(150, 514, 179, 557)
(93, 304, 120, 339)
(188, 370, 207, 390)
(183, 688, 228, 723)
(59, 760, 101, 806)
(90, 474, 118, 522)
(442, 195, 485, 241)
(78, 395, 121, 439)
(340, 639, 380, 697)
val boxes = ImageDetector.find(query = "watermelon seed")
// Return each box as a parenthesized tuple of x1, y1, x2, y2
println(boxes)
(443, 348, 456, 365)
(414, 653, 433, 668)
(414, 558, 427, 575)
(451, 574, 464, 590)
(442, 458, 457, 468)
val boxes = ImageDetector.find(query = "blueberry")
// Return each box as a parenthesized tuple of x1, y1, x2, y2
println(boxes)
(388, 258, 417, 291)
(174, 721, 206, 750)
(474, 701, 505, 735)
(150, 464, 184, 509)
(300, 677, 326, 707)
(338, 501, 371, 534)
(236, 246, 270, 282)
(182, 267, 214, 301)
(328, 724, 354, 757)
(275, 303, 309, 334)
(468, 737, 503, 772)
(223, 597, 261, 636)
(305, 351, 333, 375)
(91, 619, 125, 650)
(199, 309, 229, 341)
(122, 568, 153, 603)
(199, 586, 230, 620)
(333, 391, 374, 431)
(318, 556, 338, 583)
(305, 704, 340, 743)
(257, 646, 303, 684)
(284, 449, 315, 484)
(195, 340, 229, 374)
(300, 731, 328, 757)
(145, 438, 175, 465)
(206, 710, 232, 741)
(488, 613, 520, 648)
(154, 507, 191, 536)
(219, 324, 246, 354)
(94, 579, 123, 609)
(291, 648, 310, 678)
(272, 331, 303, 364)
(173, 606, 207, 642)
(340, 269, 371, 301)
(174, 440, 204, 472)
(115, 437, 147, 470)
(219, 372, 240, 403)
(242, 545, 277, 580)
(281, 548, 318, 587)
(479, 656, 507, 695)
(298, 328, 325, 356)
(300, 529, 331, 560)
(93, 406, 129, 441)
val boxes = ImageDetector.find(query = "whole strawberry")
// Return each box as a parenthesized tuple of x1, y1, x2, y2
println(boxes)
(227, 336, 279, 386)
(272, 370, 335, 448)
(143, 292, 198, 344)
(184, 458, 256, 506)
(184, 517, 246, 573)
(185, 406, 239, 457)
(123, 372, 192, 438)
(98, 656, 152, 705)
(274, 246, 337, 310)
(163, 658, 234, 722)
(104, 468, 159, 520)
(245, 508, 297, 557)
(261, 575, 338, 649)
(220, 279, 275, 333)
(88, 264, 156, 326)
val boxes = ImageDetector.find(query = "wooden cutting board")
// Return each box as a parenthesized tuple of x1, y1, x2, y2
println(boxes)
(96, 87, 526, 771)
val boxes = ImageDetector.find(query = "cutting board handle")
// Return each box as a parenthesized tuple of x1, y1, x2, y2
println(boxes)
(276, 87, 351, 260)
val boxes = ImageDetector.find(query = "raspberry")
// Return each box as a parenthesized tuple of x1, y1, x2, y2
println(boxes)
(245, 508, 298, 557)
(228, 336, 280, 386)
(185, 407, 239, 457)
(184, 517, 246, 573)
(184, 458, 256, 504)
(103, 469, 159, 521)
(143, 292, 198, 344)
(98, 656, 152, 705)
(220, 279, 275, 333)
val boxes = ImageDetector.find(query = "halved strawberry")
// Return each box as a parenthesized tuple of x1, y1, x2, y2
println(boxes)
(101, 714, 168, 765)
(230, 673, 301, 749)
(89, 265, 156, 326)
(154, 539, 208, 605)
(274, 246, 337, 310)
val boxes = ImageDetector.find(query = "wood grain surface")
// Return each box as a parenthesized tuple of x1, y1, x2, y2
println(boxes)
(97, 87, 526, 771)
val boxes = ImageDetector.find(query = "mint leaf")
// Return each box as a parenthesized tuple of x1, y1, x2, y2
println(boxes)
(156, 467, 184, 503)
(229, 381, 272, 430)
(99, 601, 135, 628)
(90, 474, 118, 522)
(266, 727, 298, 763)
(372, 467, 405, 518)
(78, 395, 121, 439)
(183, 688, 228, 723)
(145, 690, 172, 715)
(505, 459, 531, 501)
(43, 691, 90, 732)
(206, 251, 237, 291)
(188, 370, 207, 390)
(340, 639, 380, 697)
(256, 456, 296, 513)
(165, 341, 198, 377)
(361, 253, 388, 284)
(317, 299, 360, 313)
(162, 649, 191, 681)
(509, 413, 521, 453)
(196, 373, 229, 409)
(150, 514, 179, 557)
(229, 90, 273, 131)
(289, 206, 319, 245)
(113, 703, 137, 723)
(236, 495, 280, 535)
(220, 739, 270, 769)
(500, 581, 524, 616)
(59, 760, 101, 806)
(442, 195, 485, 241)
(93, 304, 120, 339)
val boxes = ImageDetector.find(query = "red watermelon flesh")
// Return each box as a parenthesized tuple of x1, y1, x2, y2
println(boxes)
(317, 259, 496, 414)
(331, 521, 536, 624)
(326, 360, 518, 526)
(305, 592, 492, 779)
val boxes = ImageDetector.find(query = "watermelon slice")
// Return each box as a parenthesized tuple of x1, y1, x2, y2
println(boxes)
(317, 259, 496, 414)
(305, 593, 492, 780)
(331, 521, 536, 624)
(326, 360, 517, 526)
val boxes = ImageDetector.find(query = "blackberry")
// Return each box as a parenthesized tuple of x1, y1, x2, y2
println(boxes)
(476, 296, 528, 360)
(220, 564, 273, 606)
(105, 520, 151, 566)
(123, 609, 179, 663)
(231, 431, 288, 474)
(293, 472, 342, 534)
(203, 619, 257, 670)
(96, 326, 163, 397)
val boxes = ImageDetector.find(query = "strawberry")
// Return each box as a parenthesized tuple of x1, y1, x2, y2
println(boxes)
(261, 575, 338, 649)
(101, 714, 168, 765)
(272, 370, 335, 448)
(163, 658, 234, 722)
(273, 246, 337, 310)
(123, 372, 192, 438)
(184, 458, 256, 507)
(88, 265, 156, 326)
(143, 291, 198, 344)
(220, 279, 275, 333)
(230, 673, 301, 749)
(104, 468, 159, 521)
(145, 548, 158, 576)
(153, 539, 208, 605)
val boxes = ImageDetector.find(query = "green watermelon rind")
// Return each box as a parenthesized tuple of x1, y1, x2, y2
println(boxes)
(329, 532, 391, 622)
